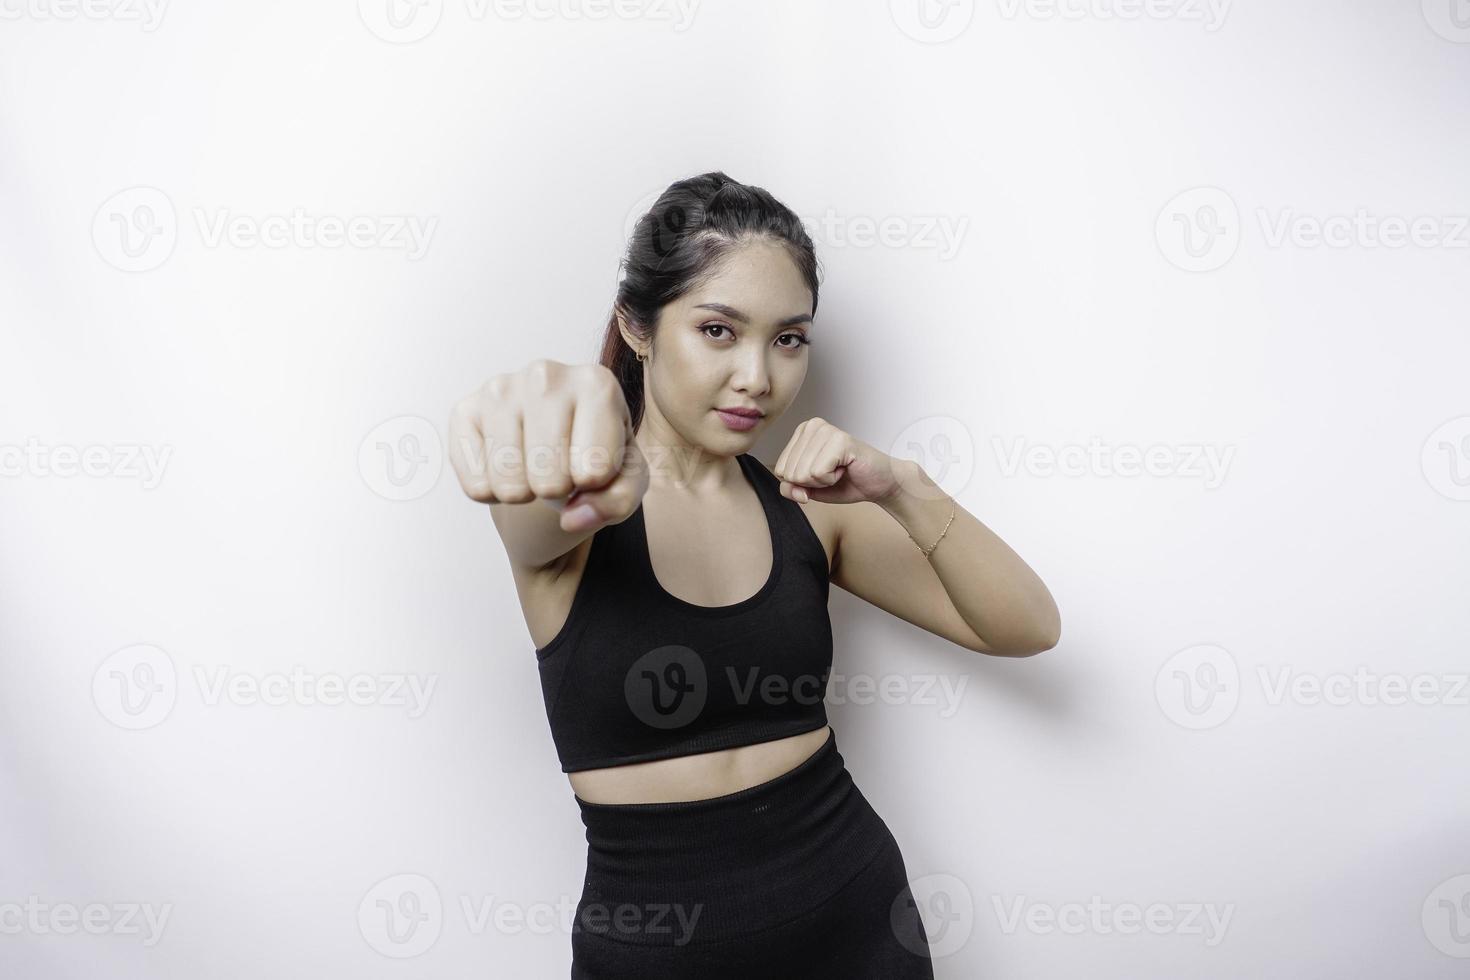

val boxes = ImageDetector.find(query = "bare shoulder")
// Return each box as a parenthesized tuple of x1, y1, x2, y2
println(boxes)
(509, 534, 595, 652)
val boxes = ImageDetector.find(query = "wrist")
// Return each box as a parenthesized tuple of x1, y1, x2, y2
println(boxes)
(876, 458, 933, 513)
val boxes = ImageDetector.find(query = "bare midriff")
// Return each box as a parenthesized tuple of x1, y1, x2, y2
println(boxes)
(567, 724, 832, 805)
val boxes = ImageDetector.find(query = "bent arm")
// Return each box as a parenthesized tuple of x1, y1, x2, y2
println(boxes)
(831, 461, 1061, 658)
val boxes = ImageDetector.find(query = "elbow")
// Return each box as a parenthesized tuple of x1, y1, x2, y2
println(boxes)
(1001, 616, 1062, 658)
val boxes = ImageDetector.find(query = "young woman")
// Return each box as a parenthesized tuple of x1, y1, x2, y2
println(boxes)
(449, 172, 1061, 977)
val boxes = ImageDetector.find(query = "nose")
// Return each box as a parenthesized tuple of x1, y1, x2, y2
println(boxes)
(731, 343, 771, 398)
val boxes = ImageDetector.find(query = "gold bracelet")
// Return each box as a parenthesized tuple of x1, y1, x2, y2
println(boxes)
(912, 499, 956, 558)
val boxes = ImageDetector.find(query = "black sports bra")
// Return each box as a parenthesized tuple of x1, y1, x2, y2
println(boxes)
(533, 452, 833, 773)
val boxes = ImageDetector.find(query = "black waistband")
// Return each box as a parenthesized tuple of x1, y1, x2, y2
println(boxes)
(573, 729, 896, 945)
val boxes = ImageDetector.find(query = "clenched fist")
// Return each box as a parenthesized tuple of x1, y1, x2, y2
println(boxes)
(448, 359, 648, 534)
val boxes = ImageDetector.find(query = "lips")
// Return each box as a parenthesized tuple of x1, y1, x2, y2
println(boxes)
(716, 407, 764, 418)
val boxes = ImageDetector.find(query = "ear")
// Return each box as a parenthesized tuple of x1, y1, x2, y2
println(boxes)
(615, 307, 648, 357)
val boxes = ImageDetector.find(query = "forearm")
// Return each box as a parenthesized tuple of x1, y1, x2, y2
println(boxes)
(878, 460, 1062, 655)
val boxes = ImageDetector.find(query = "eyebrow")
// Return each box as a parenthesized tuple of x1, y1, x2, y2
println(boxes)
(693, 303, 812, 329)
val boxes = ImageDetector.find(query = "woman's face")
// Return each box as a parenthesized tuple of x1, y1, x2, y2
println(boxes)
(632, 238, 814, 457)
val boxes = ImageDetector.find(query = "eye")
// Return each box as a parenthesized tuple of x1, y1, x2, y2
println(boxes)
(700, 322, 733, 340)
(777, 332, 811, 350)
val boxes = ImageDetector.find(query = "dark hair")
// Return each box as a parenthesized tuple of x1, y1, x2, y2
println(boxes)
(599, 171, 820, 432)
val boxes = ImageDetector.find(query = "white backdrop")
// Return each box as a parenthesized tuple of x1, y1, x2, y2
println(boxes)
(3, 1, 1468, 977)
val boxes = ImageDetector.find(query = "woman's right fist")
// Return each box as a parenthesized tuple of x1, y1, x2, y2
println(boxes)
(448, 359, 647, 533)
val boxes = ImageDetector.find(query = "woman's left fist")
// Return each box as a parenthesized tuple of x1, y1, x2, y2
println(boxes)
(772, 418, 904, 505)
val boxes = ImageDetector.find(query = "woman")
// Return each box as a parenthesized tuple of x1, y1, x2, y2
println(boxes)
(449, 172, 1061, 977)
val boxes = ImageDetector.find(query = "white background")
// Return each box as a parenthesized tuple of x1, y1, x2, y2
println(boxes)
(3, 0, 1468, 977)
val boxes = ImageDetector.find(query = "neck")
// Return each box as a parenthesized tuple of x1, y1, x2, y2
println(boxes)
(633, 418, 742, 493)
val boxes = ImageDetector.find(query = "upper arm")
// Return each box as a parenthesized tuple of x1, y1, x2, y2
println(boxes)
(828, 499, 1001, 656)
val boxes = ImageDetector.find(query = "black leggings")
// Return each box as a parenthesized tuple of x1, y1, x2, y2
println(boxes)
(570, 728, 935, 978)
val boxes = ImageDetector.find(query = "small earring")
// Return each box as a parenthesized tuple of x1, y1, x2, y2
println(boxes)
(636, 349, 647, 363)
